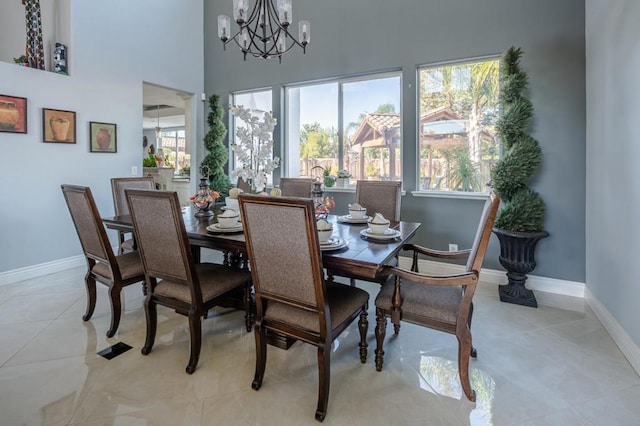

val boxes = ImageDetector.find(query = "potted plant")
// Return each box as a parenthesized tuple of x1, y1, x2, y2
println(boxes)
(336, 169, 351, 187)
(491, 47, 548, 308)
(323, 168, 336, 188)
(201, 94, 230, 197)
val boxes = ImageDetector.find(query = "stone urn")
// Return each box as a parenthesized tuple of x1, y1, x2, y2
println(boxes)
(0, 101, 20, 130)
(50, 117, 70, 141)
(96, 128, 112, 150)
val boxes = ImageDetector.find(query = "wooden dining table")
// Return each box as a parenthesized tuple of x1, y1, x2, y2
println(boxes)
(103, 207, 421, 282)
(102, 208, 420, 348)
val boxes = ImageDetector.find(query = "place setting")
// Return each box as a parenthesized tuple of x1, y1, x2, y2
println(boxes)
(206, 209, 243, 234)
(337, 202, 370, 224)
(317, 218, 348, 251)
(359, 213, 401, 242)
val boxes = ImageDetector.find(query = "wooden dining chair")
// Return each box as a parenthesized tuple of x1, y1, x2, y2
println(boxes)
(239, 194, 369, 422)
(374, 191, 500, 402)
(61, 184, 146, 338)
(126, 189, 252, 373)
(355, 180, 402, 222)
(329, 180, 403, 287)
(110, 177, 155, 254)
(279, 177, 314, 197)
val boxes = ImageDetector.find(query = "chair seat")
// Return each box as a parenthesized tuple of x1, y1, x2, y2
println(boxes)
(375, 279, 462, 326)
(155, 263, 251, 304)
(92, 251, 144, 281)
(265, 282, 369, 333)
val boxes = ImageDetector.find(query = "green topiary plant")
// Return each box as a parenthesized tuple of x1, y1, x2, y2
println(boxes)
(491, 47, 545, 232)
(491, 46, 548, 308)
(200, 94, 230, 197)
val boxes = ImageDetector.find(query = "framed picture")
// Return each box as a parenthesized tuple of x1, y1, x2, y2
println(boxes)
(89, 122, 117, 153)
(43, 108, 76, 143)
(0, 94, 28, 134)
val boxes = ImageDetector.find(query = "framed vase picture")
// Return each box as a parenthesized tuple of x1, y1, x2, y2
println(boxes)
(43, 108, 76, 143)
(89, 122, 117, 153)
(0, 94, 28, 134)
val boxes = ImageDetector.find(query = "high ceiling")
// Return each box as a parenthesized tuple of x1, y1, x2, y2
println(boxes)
(142, 83, 189, 130)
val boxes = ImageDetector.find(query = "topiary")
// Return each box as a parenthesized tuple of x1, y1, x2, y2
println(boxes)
(200, 94, 230, 197)
(491, 47, 545, 233)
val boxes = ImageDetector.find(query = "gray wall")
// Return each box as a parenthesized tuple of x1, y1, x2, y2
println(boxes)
(0, 0, 204, 272)
(204, 0, 586, 281)
(586, 1, 640, 347)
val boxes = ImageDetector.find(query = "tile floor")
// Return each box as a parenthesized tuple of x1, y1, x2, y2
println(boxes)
(1, 261, 639, 425)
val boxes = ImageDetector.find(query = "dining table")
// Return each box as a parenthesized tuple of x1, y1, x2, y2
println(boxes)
(103, 207, 421, 282)
(102, 207, 421, 348)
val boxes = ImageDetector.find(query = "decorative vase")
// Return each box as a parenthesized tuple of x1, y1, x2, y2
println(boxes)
(50, 117, 70, 141)
(493, 228, 549, 308)
(0, 101, 20, 130)
(96, 128, 112, 150)
(324, 176, 336, 188)
(336, 177, 348, 188)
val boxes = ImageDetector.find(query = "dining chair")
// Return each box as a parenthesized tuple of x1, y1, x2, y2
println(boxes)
(61, 184, 146, 338)
(239, 194, 369, 422)
(126, 189, 253, 374)
(355, 180, 402, 222)
(374, 191, 500, 402)
(236, 177, 252, 193)
(279, 177, 314, 197)
(330, 180, 403, 287)
(110, 177, 155, 254)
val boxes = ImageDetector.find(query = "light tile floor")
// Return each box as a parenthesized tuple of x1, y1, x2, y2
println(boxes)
(1, 263, 639, 425)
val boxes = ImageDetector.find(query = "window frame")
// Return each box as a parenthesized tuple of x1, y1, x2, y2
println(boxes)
(283, 70, 403, 185)
(414, 54, 501, 196)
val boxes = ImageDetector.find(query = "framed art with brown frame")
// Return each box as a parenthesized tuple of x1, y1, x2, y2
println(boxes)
(0, 94, 28, 134)
(89, 121, 117, 153)
(43, 108, 76, 143)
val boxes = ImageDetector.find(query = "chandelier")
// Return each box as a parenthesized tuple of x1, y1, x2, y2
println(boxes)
(217, 0, 310, 62)
(155, 105, 162, 143)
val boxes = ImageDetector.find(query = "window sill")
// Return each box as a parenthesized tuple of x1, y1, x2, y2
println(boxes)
(411, 190, 490, 200)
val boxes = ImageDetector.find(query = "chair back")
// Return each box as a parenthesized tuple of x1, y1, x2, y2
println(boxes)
(465, 191, 500, 274)
(355, 180, 402, 221)
(239, 195, 325, 311)
(279, 178, 313, 198)
(126, 190, 197, 289)
(61, 184, 115, 265)
(111, 177, 155, 216)
(236, 177, 252, 193)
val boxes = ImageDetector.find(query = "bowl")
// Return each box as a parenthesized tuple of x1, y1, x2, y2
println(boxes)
(317, 227, 333, 243)
(367, 220, 390, 235)
(316, 219, 333, 243)
(217, 209, 240, 228)
(349, 207, 367, 219)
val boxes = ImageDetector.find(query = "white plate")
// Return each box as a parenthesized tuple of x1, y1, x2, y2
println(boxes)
(360, 228, 401, 241)
(320, 237, 348, 251)
(338, 214, 371, 224)
(206, 223, 243, 233)
(319, 236, 340, 246)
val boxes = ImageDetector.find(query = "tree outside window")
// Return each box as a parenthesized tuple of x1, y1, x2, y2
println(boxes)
(418, 59, 500, 192)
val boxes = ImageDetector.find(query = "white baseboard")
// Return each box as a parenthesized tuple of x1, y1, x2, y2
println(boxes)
(585, 288, 640, 376)
(0, 255, 85, 287)
(397, 256, 585, 298)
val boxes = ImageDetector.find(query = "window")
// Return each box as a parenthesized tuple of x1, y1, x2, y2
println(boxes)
(230, 89, 273, 186)
(159, 128, 189, 175)
(285, 72, 402, 185)
(418, 58, 500, 192)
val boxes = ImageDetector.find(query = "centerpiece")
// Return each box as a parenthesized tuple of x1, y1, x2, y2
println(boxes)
(229, 105, 280, 193)
(190, 168, 220, 218)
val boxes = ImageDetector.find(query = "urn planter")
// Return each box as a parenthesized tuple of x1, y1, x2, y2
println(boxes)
(493, 228, 548, 308)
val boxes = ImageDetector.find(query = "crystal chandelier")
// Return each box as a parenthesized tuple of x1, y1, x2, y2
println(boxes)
(217, 0, 310, 62)
(155, 105, 162, 143)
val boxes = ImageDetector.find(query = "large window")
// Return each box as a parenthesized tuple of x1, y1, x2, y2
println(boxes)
(285, 72, 402, 185)
(418, 58, 500, 192)
(230, 89, 273, 186)
(160, 128, 189, 175)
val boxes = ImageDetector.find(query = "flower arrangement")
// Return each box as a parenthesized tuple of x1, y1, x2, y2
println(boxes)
(336, 169, 351, 179)
(229, 105, 280, 193)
